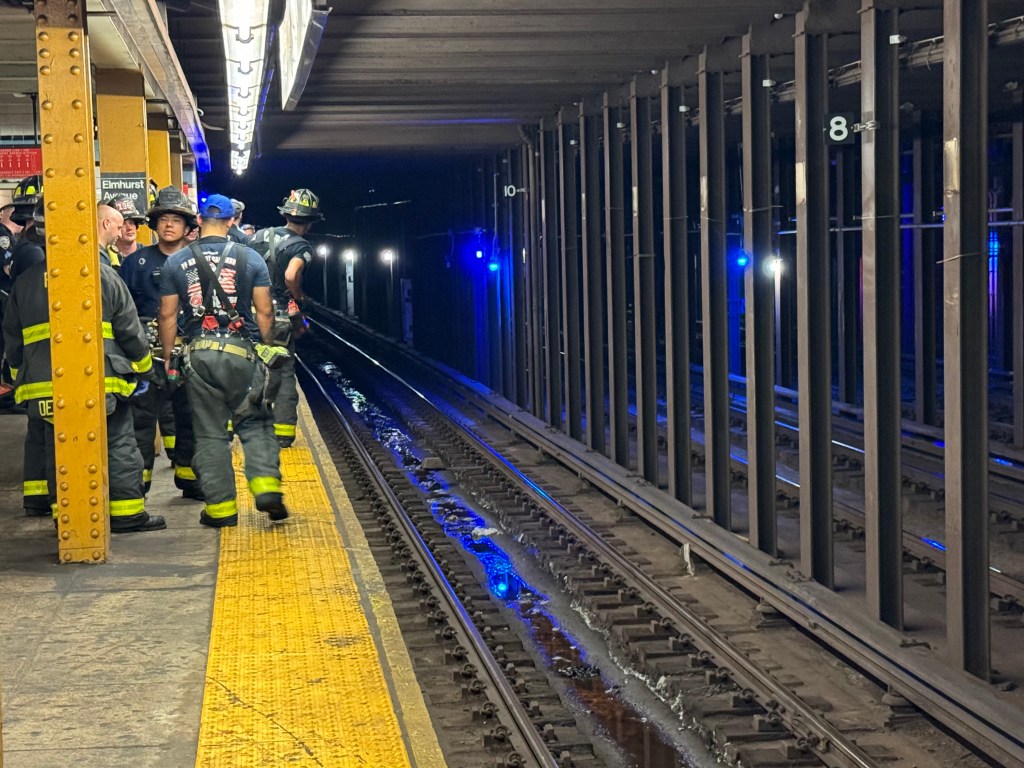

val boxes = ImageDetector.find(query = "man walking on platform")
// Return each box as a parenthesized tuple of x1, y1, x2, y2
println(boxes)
(120, 187, 199, 496)
(158, 194, 288, 528)
(251, 188, 323, 448)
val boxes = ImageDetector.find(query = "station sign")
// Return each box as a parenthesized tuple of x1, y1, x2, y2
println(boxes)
(100, 172, 148, 212)
(0, 147, 42, 178)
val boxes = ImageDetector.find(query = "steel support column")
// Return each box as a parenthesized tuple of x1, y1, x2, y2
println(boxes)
(604, 95, 629, 465)
(509, 148, 526, 406)
(580, 102, 606, 453)
(541, 124, 563, 428)
(662, 72, 692, 504)
(35, 0, 108, 563)
(1013, 104, 1023, 448)
(147, 113, 172, 187)
(942, 0, 990, 679)
(631, 83, 658, 483)
(170, 136, 184, 189)
(836, 148, 860, 404)
(699, 52, 732, 528)
(559, 110, 582, 441)
(913, 118, 938, 426)
(96, 69, 148, 187)
(526, 140, 544, 418)
(861, 0, 903, 629)
(741, 34, 777, 554)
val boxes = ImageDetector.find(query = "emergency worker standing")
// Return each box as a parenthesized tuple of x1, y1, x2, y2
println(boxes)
(251, 188, 322, 447)
(158, 194, 288, 528)
(2, 204, 165, 533)
(227, 199, 252, 245)
(97, 203, 125, 268)
(105, 195, 147, 268)
(6, 178, 48, 515)
(120, 187, 199, 495)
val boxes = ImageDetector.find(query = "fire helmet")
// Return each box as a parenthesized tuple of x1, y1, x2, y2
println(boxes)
(103, 194, 147, 225)
(146, 186, 198, 231)
(277, 188, 324, 222)
(11, 175, 42, 225)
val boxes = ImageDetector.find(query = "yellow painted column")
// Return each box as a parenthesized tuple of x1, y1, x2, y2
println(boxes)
(147, 113, 172, 188)
(96, 69, 151, 240)
(35, 0, 109, 563)
(170, 135, 184, 188)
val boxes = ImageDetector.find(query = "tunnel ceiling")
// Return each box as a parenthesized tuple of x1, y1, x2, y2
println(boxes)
(166, 0, 1024, 169)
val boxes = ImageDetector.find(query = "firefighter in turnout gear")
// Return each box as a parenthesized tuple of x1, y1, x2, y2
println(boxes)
(158, 194, 288, 528)
(2, 204, 165, 534)
(251, 188, 322, 448)
(104, 194, 147, 268)
(6, 178, 49, 515)
(120, 187, 199, 496)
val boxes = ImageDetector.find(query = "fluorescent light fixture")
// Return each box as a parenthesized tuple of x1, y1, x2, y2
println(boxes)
(280, 0, 330, 111)
(342, 249, 357, 262)
(218, 0, 271, 174)
(380, 248, 396, 264)
(317, 244, 330, 257)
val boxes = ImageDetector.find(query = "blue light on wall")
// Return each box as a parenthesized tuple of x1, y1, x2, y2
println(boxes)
(475, 249, 484, 259)
(735, 253, 750, 268)
(488, 260, 499, 273)
(989, 229, 999, 257)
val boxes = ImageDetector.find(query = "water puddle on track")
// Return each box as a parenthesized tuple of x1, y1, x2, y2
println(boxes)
(317, 359, 717, 768)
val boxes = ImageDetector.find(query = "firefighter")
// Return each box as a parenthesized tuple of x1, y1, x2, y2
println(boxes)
(106, 194, 147, 266)
(158, 194, 288, 528)
(5, 177, 48, 514)
(119, 187, 200, 497)
(251, 188, 322, 447)
(227, 199, 252, 245)
(2, 203, 165, 533)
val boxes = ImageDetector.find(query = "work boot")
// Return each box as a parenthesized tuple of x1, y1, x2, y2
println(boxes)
(181, 485, 205, 502)
(200, 511, 238, 528)
(111, 512, 167, 533)
(24, 506, 51, 517)
(255, 493, 288, 523)
(277, 437, 294, 449)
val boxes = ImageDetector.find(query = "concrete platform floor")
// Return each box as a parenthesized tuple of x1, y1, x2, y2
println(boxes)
(0, 411, 216, 768)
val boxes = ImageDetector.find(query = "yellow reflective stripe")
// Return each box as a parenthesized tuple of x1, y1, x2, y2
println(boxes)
(143, 469, 153, 484)
(17, 377, 134, 402)
(101, 322, 115, 339)
(109, 498, 145, 517)
(15, 382, 52, 402)
(132, 353, 153, 374)
(22, 323, 50, 345)
(175, 465, 197, 481)
(23, 480, 48, 496)
(274, 423, 296, 437)
(9, 366, 17, 379)
(249, 476, 281, 495)
(162, 435, 176, 449)
(205, 499, 237, 519)
(50, 503, 58, 520)
(226, 420, 233, 431)
(105, 377, 137, 396)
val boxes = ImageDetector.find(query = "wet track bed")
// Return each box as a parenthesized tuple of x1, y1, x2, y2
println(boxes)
(304, 353, 712, 767)
(296, 317, 1019, 768)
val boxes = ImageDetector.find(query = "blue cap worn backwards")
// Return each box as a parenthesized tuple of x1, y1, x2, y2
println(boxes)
(199, 194, 236, 220)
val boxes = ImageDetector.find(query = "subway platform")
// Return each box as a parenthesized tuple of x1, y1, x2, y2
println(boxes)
(0, 396, 445, 767)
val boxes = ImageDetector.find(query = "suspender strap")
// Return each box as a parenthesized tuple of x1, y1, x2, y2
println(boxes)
(188, 241, 241, 321)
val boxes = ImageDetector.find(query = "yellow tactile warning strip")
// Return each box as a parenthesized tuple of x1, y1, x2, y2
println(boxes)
(195, 398, 444, 767)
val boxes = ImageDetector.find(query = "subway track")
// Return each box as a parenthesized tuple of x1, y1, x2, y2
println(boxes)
(300, 310, 1023, 768)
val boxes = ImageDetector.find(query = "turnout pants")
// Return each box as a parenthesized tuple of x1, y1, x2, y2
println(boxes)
(185, 337, 281, 523)
(131, 368, 194, 493)
(269, 346, 297, 446)
(30, 395, 147, 528)
(22, 416, 48, 513)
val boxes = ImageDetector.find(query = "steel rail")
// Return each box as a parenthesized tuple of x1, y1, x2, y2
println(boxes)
(306, 312, 1024, 768)
(297, 356, 560, 768)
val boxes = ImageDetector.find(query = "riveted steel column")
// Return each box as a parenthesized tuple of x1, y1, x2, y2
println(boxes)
(1013, 100, 1023, 448)
(795, 10, 834, 586)
(526, 140, 544, 418)
(836, 148, 859, 404)
(699, 51, 731, 528)
(913, 118, 938, 426)
(742, 34, 777, 554)
(540, 122, 562, 428)
(631, 82, 658, 483)
(147, 113, 172, 187)
(943, 0, 989, 680)
(170, 136, 184, 189)
(580, 101, 606, 453)
(35, 0, 108, 563)
(861, 0, 903, 629)
(96, 69, 150, 241)
(605, 95, 629, 465)
(559, 110, 582, 441)
(662, 71, 692, 504)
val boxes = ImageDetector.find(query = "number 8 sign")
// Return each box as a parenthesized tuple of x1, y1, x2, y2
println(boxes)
(826, 113, 857, 145)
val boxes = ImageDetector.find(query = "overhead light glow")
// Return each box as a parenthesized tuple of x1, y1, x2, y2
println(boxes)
(317, 244, 330, 257)
(218, 0, 271, 174)
(280, 0, 330, 111)
(342, 248, 357, 262)
(381, 248, 396, 264)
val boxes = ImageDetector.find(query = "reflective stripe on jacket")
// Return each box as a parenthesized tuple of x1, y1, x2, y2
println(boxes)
(1, 261, 151, 403)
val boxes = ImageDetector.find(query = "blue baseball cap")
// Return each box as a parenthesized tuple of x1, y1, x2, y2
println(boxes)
(199, 194, 236, 220)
